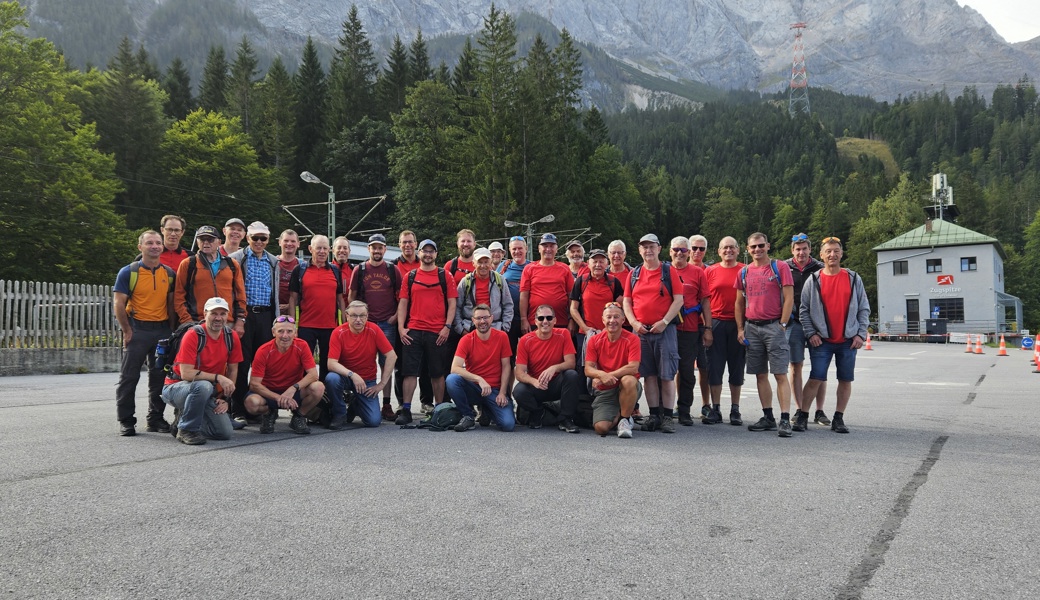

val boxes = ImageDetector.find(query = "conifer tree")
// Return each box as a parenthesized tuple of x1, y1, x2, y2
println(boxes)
(255, 57, 297, 169)
(226, 36, 259, 135)
(327, 4, 377, 134)
(376, 35, 410, 120)
(162, 57, 195, 120)
(292, 36, 327, 183)
(408, 28, 432, 84)
(199, 45, 229, 112)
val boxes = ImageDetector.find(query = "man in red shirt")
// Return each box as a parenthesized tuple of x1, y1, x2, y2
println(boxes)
(670, 236, 713, 426)
(797, 237, 869, 434)
(607, 240, 632, 277)
(244, 316, 324, 434)
(332, 235, 354, 303)
(736, 232, 795, 437)
(622, 233, 683, 433)
(446, 228, 477, 285)
(158, 214, 191, 271)
(519, 233, 573, 333)
(513, 304, 582, 432)
(288, 234, 346, 381)
(704, 236, 746, 426)
(276, 229, 300, 316)
(326, 301, 398, 429)
(569, 248, 623, 363)
(586, 303, 642, 438)
(689, 233, 713, 418)
(161, 297, 243, 445)
(392, 230, 432, 416)
(396, 239, 458, 424)
(454, 248, 513, 335)
(446, 304, 514, 432)
(565, 240, 590, 279)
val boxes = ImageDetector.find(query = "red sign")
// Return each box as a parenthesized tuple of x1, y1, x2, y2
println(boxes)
(937, 275, 954, 285)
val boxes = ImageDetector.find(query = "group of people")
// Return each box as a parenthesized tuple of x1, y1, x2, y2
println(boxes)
(113, 215, 869, 445)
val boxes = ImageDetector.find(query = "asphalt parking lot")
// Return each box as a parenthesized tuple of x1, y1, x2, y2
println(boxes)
(1, 340, 1038, 599)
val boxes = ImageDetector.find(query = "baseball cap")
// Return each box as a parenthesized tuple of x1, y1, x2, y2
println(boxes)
(419, 239, 437, 251)
(589, 248, 608, 259)
(247, 221, 270, 235)
(566, 240, 583, 250)
(195, 225, 220, 240)
(539, 233, 558, 245)
(368, 233, 387, 246)
(224, 218, 246, 229)
(204, 297, 230, 312)
(473, 248, 492, 261)
(488, 241, 504, 252)
(639, 233, 661, 245)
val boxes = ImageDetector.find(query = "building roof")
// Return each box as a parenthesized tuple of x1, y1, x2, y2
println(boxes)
(873, 218, 1006, 259)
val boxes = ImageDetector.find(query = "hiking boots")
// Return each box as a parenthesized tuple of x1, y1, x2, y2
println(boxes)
(729, 408, 743, 426)
(748, 417, 777, 432)
(328, 415, 349, 431)
(454, 415, 476, 432)
(176, 429, 206, 445)
(677, 412, 694, 426)
(145, 419, 170, 433)
(289, 414, 311, 435)
(659, 415, 676, 434)
(381, 403, 396, 421)
(778, 419, 793, 438)
(814, 410, 831, 426)
(703, 407, 723, 424)
(119, 422, 136, 437)
(394, 409, 413, 426)
(792, 410, 809, 432)
(558, 417, 580, 434)
(641, 415, 660, 432)
(259, 412, 277, 434)
(831, 414, 849, 434)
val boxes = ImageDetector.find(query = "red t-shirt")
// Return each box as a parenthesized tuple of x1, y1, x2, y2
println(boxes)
(516, 328, 575, 379)
(519, 261, 573, 325)
(570, 263, 591, 280)
(290, 263, 342, 328)
(570, 275, 621, 331)
(673, 263, 709, 332)
(400, 268, 458, 333)
(584, 329, 641, 390)
(395, 257, 420, 279)
(159, 247, 190, 271)
(705, 262, 743, 320)
(820, 270, 852, 343)
(250, 338, 316, 392)
(166, 326, 243, 384)
(336, 260, 353, 298)
(446, 257, 476, 286)
(735, 261, 794, 321)
(471, 273, 492, 307)
(623, 263, 683, 324)
(328, 321, 394, 381)
(454, 328, 512, 388)
(350, 262, 398, 322)
(278, 258, 298, 312)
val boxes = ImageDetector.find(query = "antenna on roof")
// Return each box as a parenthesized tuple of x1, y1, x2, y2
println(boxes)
(924, 173, 960, 221)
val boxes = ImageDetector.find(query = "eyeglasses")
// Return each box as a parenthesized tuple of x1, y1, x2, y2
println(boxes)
(251, 236, 268, 242)
(274, 315, 295, 324)
(671, 248, 690, 254)
(691, 246, 706, 252)
(509, 235, 525, 242)
(749, 243, 767, 250)
(536, 315, 555, 322)
(473, 315, 492, 322)
(346, 313, 367, 320)
(791, 234, 809, 242)
(821, 236, 842, 245)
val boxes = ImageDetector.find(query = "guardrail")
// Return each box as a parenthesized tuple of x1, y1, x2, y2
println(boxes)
(0, 280, 119, 349)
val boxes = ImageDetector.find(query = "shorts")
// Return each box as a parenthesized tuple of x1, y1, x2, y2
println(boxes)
(591, 380, 644, 424)
(401, 329, 452, 378)
(808, 339, 857, 382)
(787, 320, 807, 364)
(638, 324, 679, 380)
(259, 388, 303, 412)
(745, 321, 790, 375)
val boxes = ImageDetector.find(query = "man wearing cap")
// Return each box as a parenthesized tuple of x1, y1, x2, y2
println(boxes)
(586, 303, 643, 438)
(565, 240, 590, 280)
(288, 235, 345, 381)
(786, 233, 829, 427)
(220, 218, 246, 257)
(114, 230, 177, 436)
(396, 238, 458, 424)
(446, 304, 515, 432)
(704, 236, 745, 426)
(228, 221, 281, 422)
(158, 215, 192, 271)
(569, 248, 623, 361)
(513, 304, 582, 433)
(348, 233, 401, 416)
(392, 230, 432, 416)
(607, 240, 632, 276)
(326, 301, 398, 429)
(736, 232, 795, 437)
(519, 233, 572, 334)
(689, 234, 713, 419)
(174, 225, 247, 337)
(162, 297, 243, 445)
(276, 230, 300, 315)
(244, 315, 324, 434)
(488, 241, 506, 271)
(670, 236, 713, 426)
(454, 247, 513, 335)
(623, 233, 684, 433)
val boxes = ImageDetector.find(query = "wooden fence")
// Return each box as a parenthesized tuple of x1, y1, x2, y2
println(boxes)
(0, 280, 119, 349)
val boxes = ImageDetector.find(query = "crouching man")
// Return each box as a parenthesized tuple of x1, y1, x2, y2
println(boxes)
(162, 297, 243, 445)
(244, 315, 325, 434)
(586, 303, 643, 438)
(446, 304, 515, 432)
(325, 301, 397, 429)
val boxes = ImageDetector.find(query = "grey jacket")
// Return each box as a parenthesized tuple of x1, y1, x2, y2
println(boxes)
(454, 271, 514, 334)
(799, 268, 870, 342)
(230, 248, 281, 313)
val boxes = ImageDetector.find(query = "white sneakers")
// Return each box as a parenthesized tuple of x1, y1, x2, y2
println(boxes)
(617, 416, 634, 438)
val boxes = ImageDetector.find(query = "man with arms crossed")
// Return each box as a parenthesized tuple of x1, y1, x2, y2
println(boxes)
(586, 303, 642, 438)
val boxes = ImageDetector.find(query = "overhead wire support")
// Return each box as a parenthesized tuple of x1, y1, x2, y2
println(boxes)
(789, 22, 811, 117)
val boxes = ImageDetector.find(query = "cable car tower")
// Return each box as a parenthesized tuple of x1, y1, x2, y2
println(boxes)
(789, 22, 810, 117)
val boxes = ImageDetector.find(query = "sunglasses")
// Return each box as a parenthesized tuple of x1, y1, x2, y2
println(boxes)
(671, 248, 690, 254)
(251, 236, 268, 242)
(536, 315, 555, 322)
(791, 233, 809, 242)
(691, 246, 706, 252)
(274, 315, 295, 324)
(509, 235, 525, 242)
(604, 302, 622, 309)
(749, 243, 767, 250)
(821, 236, 841, 244)
(197, 236, 217, 243)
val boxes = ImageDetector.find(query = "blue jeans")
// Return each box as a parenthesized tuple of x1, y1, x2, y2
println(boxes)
(324, 372, 381, 427)
(161, 380, 233, 440)
(445, 374, 516, 431)
(808, 339, 857, 382)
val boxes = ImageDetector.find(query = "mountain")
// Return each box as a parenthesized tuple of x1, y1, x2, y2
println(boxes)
(24, 0, 1040, 103)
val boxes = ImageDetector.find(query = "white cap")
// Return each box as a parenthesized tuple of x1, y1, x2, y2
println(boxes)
(488, 241, 504, 252)
(473, 248, 492, 261)
(204, 297, 230, 312)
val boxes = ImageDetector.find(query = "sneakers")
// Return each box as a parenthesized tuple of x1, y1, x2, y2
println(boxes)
(259, 412, 276, 434)
(659, 415, 676, 433)
(558, 417, 580, 434)
(176, 428, 206, 445)
(703, 407, 723, 425)
(170, 408, 181, 437)
(814, 410, 831, 426)
(455, 415, 476, 432)
(831, 414, 849, 434)
(145, 419, 170, 433)
(328, 415, 349, 431)
(640, 415, 660, 432)
(778, 419, 793, 437)
(617, 416, 634, 438)
(381, 403, 396, 422)
(119, 422, 136, 437)
(748, 416, 777, 431)
(700, 405, 711, 419)
(394, 409, 413, 425)
(528, 410, 544, 429)
(677, 412, 694, 426)
(729, 408, 742, 426)
(230, 416, 247, 430)
(421, 403, 435, 416)
(792, 410, 809, 432)
(289, 414, 311, 435)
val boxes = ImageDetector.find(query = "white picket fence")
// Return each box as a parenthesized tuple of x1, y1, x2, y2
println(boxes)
(0, 280, 120, 349)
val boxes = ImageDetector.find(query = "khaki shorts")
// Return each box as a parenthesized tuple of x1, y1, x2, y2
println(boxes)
(591, 380, 644, 424)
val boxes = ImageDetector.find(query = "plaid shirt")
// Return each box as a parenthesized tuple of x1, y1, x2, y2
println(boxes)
(242, 251, 273, 306)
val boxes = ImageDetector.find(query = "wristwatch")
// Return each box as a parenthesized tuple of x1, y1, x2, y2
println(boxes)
(780, 322, 788, 329)
(292, 383, 301, 391)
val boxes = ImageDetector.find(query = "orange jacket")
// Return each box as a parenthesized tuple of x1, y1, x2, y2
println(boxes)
(174, 254, 247, 324)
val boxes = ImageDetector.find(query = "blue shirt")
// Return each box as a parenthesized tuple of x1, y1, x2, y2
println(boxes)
(243, 251, 273, 306)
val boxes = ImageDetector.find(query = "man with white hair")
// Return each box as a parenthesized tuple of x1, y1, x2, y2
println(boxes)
(607, 239, 631, 277)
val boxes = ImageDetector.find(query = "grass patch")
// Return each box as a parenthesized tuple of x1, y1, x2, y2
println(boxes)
(836, 137, 900, 179)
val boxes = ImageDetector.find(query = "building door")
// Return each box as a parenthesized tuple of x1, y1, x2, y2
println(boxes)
(907, 299, 920, 334)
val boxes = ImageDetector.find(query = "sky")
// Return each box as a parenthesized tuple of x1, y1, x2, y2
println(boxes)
(957, 1, 1040, 43)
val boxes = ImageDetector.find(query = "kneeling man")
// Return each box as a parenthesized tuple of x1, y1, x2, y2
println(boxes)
(245, 315, 325, 434)
(445, 304, 515, 432)
(326, 301, 397, 429)
(586, 303, 643, 438)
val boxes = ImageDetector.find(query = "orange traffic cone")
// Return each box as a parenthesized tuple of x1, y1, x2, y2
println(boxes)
(997, 334, 1009, 357)
(1034, 347, 1040, 373)
(863, 332, 873, 351)
(964, 334, 973, 353)
(974, 334, 984, 354)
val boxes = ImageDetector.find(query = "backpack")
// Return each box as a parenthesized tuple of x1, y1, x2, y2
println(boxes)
(307, 392, 335, 428)
(461, 271, 506, 306)
(573, 273, 622, 320)
(405, 267, 449, 326)
(291, 260, 343, 306)
(352, 260, 399, 303)
(447, 257, 473, 277)
(739, 259, 782, 293)
(184, 255, 240, 321)
(156, 321, 235, 379)
(128, 261, 176, 295)
(629, 262, 682, 324)
(414, 402, 463, 432)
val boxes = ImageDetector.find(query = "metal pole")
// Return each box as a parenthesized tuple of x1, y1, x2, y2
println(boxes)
(327, 187, 336, 239)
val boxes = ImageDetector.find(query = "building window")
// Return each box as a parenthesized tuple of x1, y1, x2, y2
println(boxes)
(929, 298, 964, 322)
(893, 260, 908, 275)
(926, 259, 943, 273)
(961, 257, 977, 271)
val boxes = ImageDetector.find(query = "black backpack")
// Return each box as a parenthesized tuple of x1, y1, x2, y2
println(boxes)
(572, 273, 622, 321)
(405, 267, 449, 326)
(156, 321, 234, 378)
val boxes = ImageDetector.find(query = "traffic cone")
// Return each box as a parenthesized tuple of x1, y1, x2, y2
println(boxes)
(964, 334, 973, 353)
(974, 334, 984, 354)
(997, 334, 1009, 357)
(863, 332, 873, 351)
(1033, 347, 1040, 373)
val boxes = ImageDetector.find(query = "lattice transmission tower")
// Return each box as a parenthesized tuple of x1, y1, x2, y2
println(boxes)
(788, 22, 810, 117)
